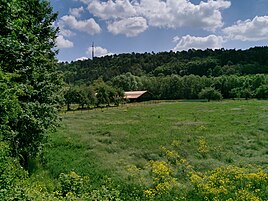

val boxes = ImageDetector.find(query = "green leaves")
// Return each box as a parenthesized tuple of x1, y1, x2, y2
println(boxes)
(0, 142, 27, 200)
(198, 87, 223, 102)
(0, 0, 62, 168)
(0, 70, 21, 138)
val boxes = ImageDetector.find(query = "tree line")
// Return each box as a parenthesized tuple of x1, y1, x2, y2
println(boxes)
(64, 80, 124, 110)
(59, 47, 268, 85)
(63, 73, 268, 109)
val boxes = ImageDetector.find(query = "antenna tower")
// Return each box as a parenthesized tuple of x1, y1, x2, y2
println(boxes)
(92, 42, 95, 60)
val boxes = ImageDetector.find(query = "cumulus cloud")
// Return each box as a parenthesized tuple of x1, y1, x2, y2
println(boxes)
(75, 57, 89, 61)
(86, 46, 113, 58)
(107, 17, 148, 37)
(78, 0, 93, 4)
(223, 16, 268, 41)
(59, 27, 76, 37)
(88, 0, 136, 20)
(173, 35, 223, 51)
(57, 19, 76, 37)
(60, 15, 101, 35)
(86, 0, 231, 32)
(140, 0, 231, 31)
(69, 6, 84, 18)
(56, 35, 74, 48)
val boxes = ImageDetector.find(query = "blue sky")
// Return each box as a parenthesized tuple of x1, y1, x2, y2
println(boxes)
(49, 0, 268, 62)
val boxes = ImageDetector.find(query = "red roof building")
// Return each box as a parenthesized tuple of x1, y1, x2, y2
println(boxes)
(124, 91, 152, 102)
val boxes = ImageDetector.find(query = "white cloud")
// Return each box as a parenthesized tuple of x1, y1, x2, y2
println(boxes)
(57, 19, 76, 37)
(60, 15, 101, 35)
(139, 0, 231, 31)
(75, 57, 89, 61)
(59, 27, 76, 37)
(56, 35, 74, 48)
(86, 46, 113, 58)
(107, 17, 148, 37)
(88, 0, 136, 20)
(69, 6, 84, 18)
(223, 16, 268, 41)
(173, 36, 181, 43)
(86, 0, 231, 32)
(78, 0, 93, 4)
(173, 35, 223, 51)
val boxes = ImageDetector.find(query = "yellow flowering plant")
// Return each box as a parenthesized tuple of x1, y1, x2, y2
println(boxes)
(189, 166, 268, 201)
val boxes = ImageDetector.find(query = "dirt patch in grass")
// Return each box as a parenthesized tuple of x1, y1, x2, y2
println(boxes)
(175, 121, 205, 126)
(230, 108, 242, 111)
(105, 120, 140, 125)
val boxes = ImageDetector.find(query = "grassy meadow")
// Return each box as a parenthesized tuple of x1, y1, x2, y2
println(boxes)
(41, 100, 268, 189)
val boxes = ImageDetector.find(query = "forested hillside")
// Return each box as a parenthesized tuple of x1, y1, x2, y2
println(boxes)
(60, 47, 268, 108)
(59, 47, 268, 85)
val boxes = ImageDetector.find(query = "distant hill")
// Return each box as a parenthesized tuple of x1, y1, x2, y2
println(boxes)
(58, 46, 268, 85)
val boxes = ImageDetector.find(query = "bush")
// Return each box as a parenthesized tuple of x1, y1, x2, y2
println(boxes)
(256, 85, 268, 99)
(58, 171, 90, 197)
(189, 166, 268, 201)
(198, 87, 223, 101)
(0, 142, 28, 200)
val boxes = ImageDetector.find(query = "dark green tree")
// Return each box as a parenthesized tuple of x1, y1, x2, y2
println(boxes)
(230, 87, 242, 99)
(111, 72, 143, 91)
(88, 86, 97, 107)
(64, 87, 82, 111)
(0, 0, 62, 168)
(95, 83, 110, 106)
(198, 87, 223, 101)
(256, 85, 268, 99)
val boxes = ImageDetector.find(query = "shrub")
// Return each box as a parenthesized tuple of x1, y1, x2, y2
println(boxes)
(58, 171, 90, 197)
(199, 87, 223, 101)
(256, 85, 268, 99)
(189, 166, 268, 201)
(0, 142, 28, 200)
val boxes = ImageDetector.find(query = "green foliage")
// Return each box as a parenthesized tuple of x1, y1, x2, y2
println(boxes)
(58, 171, 90, 197)
(0, 70, 21, 138)
(58, 47, 268, 85)
(95, 82, 112, 106)
(190, 166, 268, 201)
(198, 87, 223, 101)
(64, 86, 89, 110)
(64, 73, 268, 102)
(95, 81, 124, 107)
(256, 84, 268, 99)
(129, 143, 268, 201)
(0, 0, 62, 168)
(83, 85, 97, 107)
(0, 142, 27, 200)
(111, 72, 143, 91)
(89, 178, 122, 201)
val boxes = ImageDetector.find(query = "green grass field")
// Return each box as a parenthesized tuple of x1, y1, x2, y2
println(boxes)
(42, 100, 268, 188)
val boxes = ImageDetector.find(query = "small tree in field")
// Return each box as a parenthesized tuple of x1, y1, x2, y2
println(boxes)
(95, 83, 110, 107)
(198, 87, 223, 102)
(64, 87, 82, 111)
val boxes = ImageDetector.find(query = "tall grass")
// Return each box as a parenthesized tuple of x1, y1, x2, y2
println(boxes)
(42, 100, 268, 188)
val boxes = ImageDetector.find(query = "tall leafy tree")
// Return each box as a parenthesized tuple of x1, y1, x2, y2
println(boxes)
(0, 0, 62, 168)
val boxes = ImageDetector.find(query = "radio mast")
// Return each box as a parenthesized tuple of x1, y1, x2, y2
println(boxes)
(92, 42, 95, 60)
